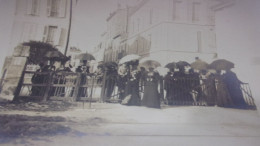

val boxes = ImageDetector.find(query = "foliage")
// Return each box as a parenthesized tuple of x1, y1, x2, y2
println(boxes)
(22, 41, 58, 64)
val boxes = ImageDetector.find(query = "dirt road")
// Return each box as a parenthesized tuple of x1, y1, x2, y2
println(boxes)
(1, 102, 260, 146)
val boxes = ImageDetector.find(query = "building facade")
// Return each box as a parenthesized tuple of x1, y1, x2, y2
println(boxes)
(0, 0, 77, 99)
(66, 46, 82, 71)
(103, 0, 234, 65)
(103, 6, 128, 62)
(10, 0, 76, 54)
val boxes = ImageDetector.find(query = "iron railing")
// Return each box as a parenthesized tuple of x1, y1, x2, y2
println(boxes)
(14, 70, 256, 109)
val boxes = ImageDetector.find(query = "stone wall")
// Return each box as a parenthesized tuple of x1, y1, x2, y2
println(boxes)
(0, 45, 29, 100)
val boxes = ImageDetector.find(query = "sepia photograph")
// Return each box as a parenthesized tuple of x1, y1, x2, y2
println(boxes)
(0, 0, 260, 145)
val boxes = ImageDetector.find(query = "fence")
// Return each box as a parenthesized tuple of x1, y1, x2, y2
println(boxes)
(164, 77, 207, 106)
(104, 76, 256, 108)
(14, 70, 256, 109)
(240, 83, 256, 107)
(15, 71, 50, 101)
(14, 71, 103, 102)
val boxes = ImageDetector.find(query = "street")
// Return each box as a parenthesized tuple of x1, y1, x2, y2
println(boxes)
(1, 102, 260, 146)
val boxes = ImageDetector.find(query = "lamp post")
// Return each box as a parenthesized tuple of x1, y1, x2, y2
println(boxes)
(64, 0, 73, 56)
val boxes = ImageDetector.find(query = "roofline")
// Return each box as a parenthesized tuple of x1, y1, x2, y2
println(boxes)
(211, 0, 236, 11)
(128, 0, 150, 16)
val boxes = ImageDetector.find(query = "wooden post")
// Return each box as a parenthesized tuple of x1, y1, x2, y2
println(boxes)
(42, 71, 53, 102)
(13, 59, 28, 102)
(159, 76, 164, 101)
(0, 69, 7, 93)
(89, 76, 95, 108)
(72, 73, 82, 101)
(100, 68, 107, 102)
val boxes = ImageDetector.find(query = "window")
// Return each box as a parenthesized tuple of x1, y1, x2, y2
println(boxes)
(135, 40, 138, 54)
(27, 0, 40, 16)
(132, 21, 135, 33)
(148, 34, 152, 50)
(22, 23, 37, 42)
(47, 0, 67, 17)
(50, 0, 59, 17)
(59, 28, 66, 46)
(137, 18, 140, 32)
(149, 9, 153, 24)
(192, 2, 201, 22)
(31, 0, 39, 15)
(197, 31, 202, 53)
(43, 26, 58, 44)
(172, 0, 182, 20)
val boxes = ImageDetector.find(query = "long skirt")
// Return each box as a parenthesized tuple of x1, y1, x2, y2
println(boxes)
(216, 82, 233, 107)
(124, 80, 140, 106)
(142, 81, 160, 108)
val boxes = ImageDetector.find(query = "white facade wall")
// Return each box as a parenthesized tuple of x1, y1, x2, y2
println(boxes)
(126, 0, 217, 64)
(104, 8, 128, 62)
(107, 9, 127, 40)
(10, 0, 72, 54)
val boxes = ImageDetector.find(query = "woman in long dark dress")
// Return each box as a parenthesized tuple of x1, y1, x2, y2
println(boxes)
(31, 63, 45, 96)
(123, 61, 141, 106)
(142, 67, 160, 108)
(175, 66, 193, 105)
(215, 70, 234, 107)
(188, 69, 202, 104)
(76, 65, 88, 99)
(223, 69, 247, 108)
(164, 68, 177, 105)
(117, 64, 128, 100)
(203, 70, 217, 106)
(104, 66, 117, 100)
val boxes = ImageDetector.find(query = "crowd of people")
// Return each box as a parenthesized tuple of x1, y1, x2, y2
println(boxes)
(30, 61, 73, 97)
(30, 57, 252, 109)
(101, 58, 251, 109)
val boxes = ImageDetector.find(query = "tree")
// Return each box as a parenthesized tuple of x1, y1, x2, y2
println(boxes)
(22, 41, 58, 64)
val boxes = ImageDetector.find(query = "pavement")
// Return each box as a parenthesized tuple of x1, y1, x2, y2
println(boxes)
(1, 102, 260, 146)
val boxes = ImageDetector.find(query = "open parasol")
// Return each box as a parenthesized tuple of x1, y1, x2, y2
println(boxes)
(44, 50, 69, 61)
(154, 67, 169, 76)
(139, 57, 161, 70)
(165, 62, 177, 69)
(76, 53, 95, 61)
(98, 61, 118, 70)
(191, 59, 209, 70)
(119, 54, 140, 64)
(176, 61, 190, 68)
(209, 59, 234, 70)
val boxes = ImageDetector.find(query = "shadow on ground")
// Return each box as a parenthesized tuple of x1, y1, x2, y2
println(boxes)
(0, 100, 76, 112)
(0, 115, 71, 144)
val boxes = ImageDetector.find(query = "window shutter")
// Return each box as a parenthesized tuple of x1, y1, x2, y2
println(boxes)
(59, 28, 67, 46)
(42, 26, 48, 42)
(28, 23, 34, 40)
(22, 23, 31, 42)
(58, 0, 67, 18)
(197, 31, 202, 53)
(53, 27, 61, 45)
(47, 26, 57, 44)
(192, 2, 201, 22)
(47, 0, 51, 16)
(26, 0, 33, 15)
(36, 0, 40, 15)
(31, 0, 40, 16)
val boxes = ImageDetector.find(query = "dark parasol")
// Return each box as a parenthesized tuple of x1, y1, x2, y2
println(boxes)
(76, 53, 95, 61)
(209, 59, 234, 70)
(165, 62, 177, 69)
(191, 59, 209, 70)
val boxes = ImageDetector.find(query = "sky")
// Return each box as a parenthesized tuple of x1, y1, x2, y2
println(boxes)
(0, 0, 15, 68)
(0, 0, 260, 104)
(69, 0, 118, 50)
(70, 0, 137, 51)
(214, 0, 260, 105)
